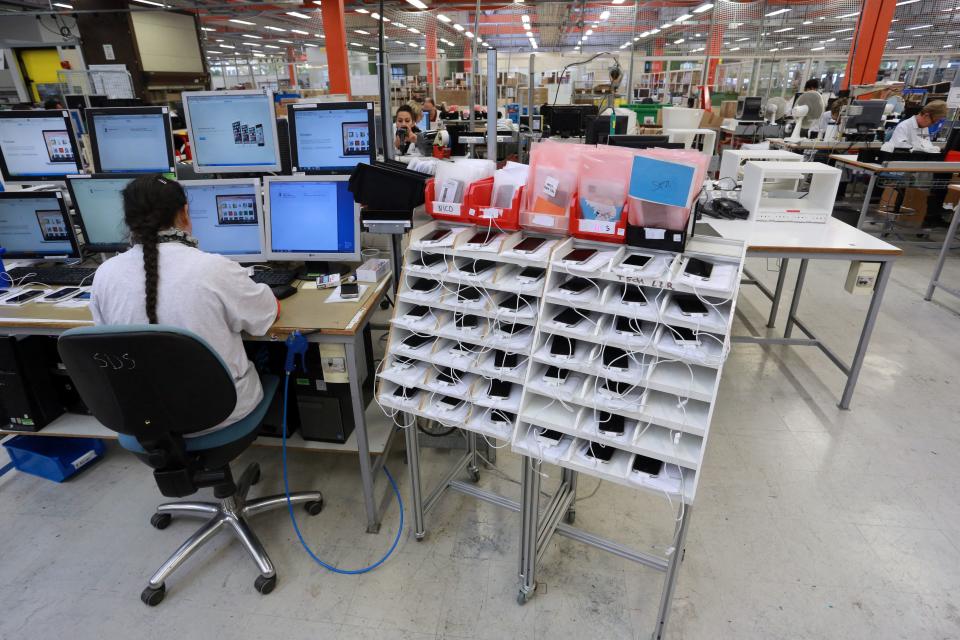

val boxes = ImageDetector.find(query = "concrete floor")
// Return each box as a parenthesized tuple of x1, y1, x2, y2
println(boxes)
(2, 243, 960, 639)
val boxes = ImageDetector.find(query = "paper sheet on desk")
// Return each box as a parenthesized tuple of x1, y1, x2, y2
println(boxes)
(326, 284, 368, 303)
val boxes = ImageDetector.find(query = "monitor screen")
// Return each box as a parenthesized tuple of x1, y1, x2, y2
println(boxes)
(0, 192, 77, 259)
(182, 89, 282, 173)
(66, 175, 134, 251)
(182, 179, 264, 260)
(287, 102, 375, 174)
(0, 111, 83, 182)
(265, 176, 359, 260)
(87, 107, 175, 174)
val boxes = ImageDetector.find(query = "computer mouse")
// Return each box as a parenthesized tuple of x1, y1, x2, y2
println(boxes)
(271, 284, 298, 300)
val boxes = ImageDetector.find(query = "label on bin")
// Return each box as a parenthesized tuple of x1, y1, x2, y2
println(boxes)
(532, 214, 556, 228)
(481, 207, 502, 219)
(543, 176, 560, 198)
(71, 450, 97, 470)
(579, 219, 616, 235)
(432, 201, 461, 216)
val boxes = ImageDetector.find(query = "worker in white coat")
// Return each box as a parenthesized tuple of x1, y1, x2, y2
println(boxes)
(881, 100, 948, 153)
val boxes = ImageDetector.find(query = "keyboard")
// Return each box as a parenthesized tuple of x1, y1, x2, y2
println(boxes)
(5, 266, 98, 286)
(250, 270, 297, 286)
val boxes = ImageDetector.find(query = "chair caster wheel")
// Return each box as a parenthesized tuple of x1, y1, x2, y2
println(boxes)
(150, 513, 172, 530)
(255, 574, 277, 595)
(517, 590, 530, 605)
(565, 511, 576, 524)
(141, 584, 165, 606)
(468, 467, 480, 483)
(304, 499, 324, 516)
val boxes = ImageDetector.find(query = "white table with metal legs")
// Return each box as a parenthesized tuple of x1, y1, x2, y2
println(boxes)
(925, 185, 960, 303)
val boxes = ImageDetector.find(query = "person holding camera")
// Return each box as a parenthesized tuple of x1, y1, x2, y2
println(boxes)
(394, 104, 422, 156)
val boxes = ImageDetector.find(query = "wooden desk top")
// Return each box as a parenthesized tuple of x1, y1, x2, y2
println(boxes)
(0, 276, 391, 337)
(704, 218, 902, 257)
(770, 138, 883, 151)
(829, 154, 960, 174)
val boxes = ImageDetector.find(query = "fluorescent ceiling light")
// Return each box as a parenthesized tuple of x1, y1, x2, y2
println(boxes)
(395, 40, 405, 44)
(409, 27, 420, 33)
(774, 27, 793, 32)
(206, 49, 222, 54)
(797, 35, 811, 39)
(482, 42, 490, 47)
(393, 22, 406, 28)
(253, 53, 265, 57)
(354, 29, 369, 34)
(833, 28, 854, 33)
(371, 46, 379, 50)
(904, 24, 931, 30)
(304, 43, 318, 47)
(264, 26, 286, 32)
(803, 20, 813, 25)
(675, 14, 693, 22)
(837, 12, 860, 18)
(674, 38, 685, 44)
(438, 14, 451, 23)
(409, 42, 418, 47)
(356, 8, 369, 13)
(769, 47, 778, 51)
(278, 39, 292, 44)
(317, 33, 325, 38)
(465, 31, 474, 38)
(242, 34, 262, 39)
(525, 31, 532, 37)
(586, 29, 593, 35)
(649, 28, 660, 34)
(229, 19, 255, 25)
(600, 10, 610, 20)
(52, 2, 73, 8)
(290, 29, 309, 35)
(736, 37, 750, 41)
(453, 24, 465, 31)
(634, 36, 640, 41)
(131, 0, 166, 6)
(286, 11, 310, 19)
(406, 0, 428, 9)
(765, 8, 790, 17)
(241, 42, 261, 47)
(220, 44, 235, 49)
(530, 39, 538, 49)
(896, 0, 920, 5)
(729, 46, 740, 51)
(350, 42, 362, 46)
(693, 3, 713, 13)
(521, 14, 530, 22)
(612, 0, 625, 4)
(201, 27, 217, 32)
(811, 46, 825, 50)
(944, 44, 953, 47)
(729, 22, 742, 28)
(896, 44, 912, 49)
(264, 44, 280, 49)
(782, 46, 793, 50)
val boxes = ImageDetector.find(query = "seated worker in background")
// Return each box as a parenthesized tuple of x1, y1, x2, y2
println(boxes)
(91, 175, 279, 435)
(811, 97, 848, 136)
(423, 97, 439, 125)
(394, 104, 422, 156)
(881, 100, 947, 153)
(43, 98, 64, 110)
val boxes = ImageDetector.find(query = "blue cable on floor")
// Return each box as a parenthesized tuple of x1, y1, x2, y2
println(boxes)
(280, 332, 403, 575)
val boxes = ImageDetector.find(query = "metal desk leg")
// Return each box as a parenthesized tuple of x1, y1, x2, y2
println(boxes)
(784, 259, 808, 339)
(840, 259, 893, 410)
(561, 467, 578, 524)
(403, 414, 426, 539)
(767, 258, 790, 328)
(857, 172, 878, 229)
(344, 337, 380, 533)
(652, 505, 693, 640)
(467, 432, 480, 481)
(925, 204, 960, 301)
(390, 234, 404, 294)
(518, 456, 541, 604)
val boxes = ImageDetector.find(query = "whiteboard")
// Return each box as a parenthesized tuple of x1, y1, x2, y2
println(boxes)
(130, 11, 203, 74)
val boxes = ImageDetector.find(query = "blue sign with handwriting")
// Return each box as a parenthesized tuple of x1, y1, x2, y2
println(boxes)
(628, 156, 696, 208)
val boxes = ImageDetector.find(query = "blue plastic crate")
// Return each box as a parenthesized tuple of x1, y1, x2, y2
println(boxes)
(2, 436, 105, 483)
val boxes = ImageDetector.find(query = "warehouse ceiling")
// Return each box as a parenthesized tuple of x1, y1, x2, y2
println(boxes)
(2, 0, 959, 62)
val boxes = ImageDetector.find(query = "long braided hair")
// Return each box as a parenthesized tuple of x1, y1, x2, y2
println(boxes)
(121, 175, 187, 324)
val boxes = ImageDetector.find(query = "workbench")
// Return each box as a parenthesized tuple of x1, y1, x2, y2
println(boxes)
(925, 184, 960, 303)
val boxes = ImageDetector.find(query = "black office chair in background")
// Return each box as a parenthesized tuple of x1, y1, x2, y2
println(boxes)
(57, 325, 324, 606)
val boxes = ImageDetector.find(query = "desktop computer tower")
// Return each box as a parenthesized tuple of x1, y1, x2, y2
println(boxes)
(0, 336, 65, 432)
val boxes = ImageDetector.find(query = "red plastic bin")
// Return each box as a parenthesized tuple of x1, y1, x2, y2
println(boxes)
(424, 178, 472, 223)
(463, 176, 523, 231)
(569, 196, 628, 244)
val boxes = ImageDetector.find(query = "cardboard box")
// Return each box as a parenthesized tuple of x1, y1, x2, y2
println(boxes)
(879, 186, 926, 227)
(436, 89, 470, 106)
(720, 100, 738, 119)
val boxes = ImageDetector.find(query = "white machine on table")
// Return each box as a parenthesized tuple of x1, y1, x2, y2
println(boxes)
(718, 149, 804, 183)
(740, 160, 841, 223)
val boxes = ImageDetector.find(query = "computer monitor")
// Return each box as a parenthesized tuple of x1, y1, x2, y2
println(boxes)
(608, 135, 682, 150)
(0, 191, 79, 259)
(86, 107, 176, 174)
(737, 96, 763, 122)
(0, 110, 83, 183)
(65, 95, 88, 111)
(585, 115, 629, 145)
(846, 99, 886, 133)
(65, 174, 136, 252)
(263, 175, 360, 262)
(544, 105, 584, 138)
(286, 101, 375, 175)
(181, 178, 265, 261)
(69, 109, 85, 136)
(181, 89, 282, 174)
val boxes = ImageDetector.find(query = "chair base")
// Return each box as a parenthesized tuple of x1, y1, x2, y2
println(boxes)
(141, 463, 323, 606)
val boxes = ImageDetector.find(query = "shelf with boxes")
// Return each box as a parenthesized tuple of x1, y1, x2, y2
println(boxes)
(377, 220, 559, 442)
(509, 234, 745, 504)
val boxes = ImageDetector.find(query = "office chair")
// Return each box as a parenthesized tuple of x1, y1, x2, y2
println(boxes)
(57, 325, 323, 606)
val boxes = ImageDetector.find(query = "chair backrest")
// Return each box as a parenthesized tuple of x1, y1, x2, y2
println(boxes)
(662, 107, 703, 130)
(58, 325, 238, 439)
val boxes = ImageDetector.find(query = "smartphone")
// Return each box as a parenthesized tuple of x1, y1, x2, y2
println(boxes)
(393, 356, 415, 368)
(406, 305, 431, 319)
(490, 410, 514, 424)
(514, 237, 547, 254)
(422, 229, 452, 243)
(632, 454, 664, 476)
(461, 259, 495, 275)
(684, 257, 714, 279)
(621, 284, 647, 305)
(438, 395, 464, 411)
(410, 278, 439, 293)
(586, 442, 616, 463)
(402, 334, 434, 349)
(497, 322, 523, 336)
(602, 346, 629, 370)
(488, 379, 513, 399)
(436, 367, 462, 385)
(674, 294, 709, 316)
(535, 427, 563, 444)
(518, 266, 545, 282)
(3, 290, 44, 305)
(671, 326, 701, 345)
(340, 282, 360, 299)
(621, 254, 652, 269)
(454, 313, 478, 329)
(393, 386, 418, 399)
(73, 291, 93, 302)
(466, 231, 501, 246)
(451, 342, 479, 356)
(499, 294, 530, 312)
(550, 335, 575, 358)
(552, 307, 583, 327)
(457, 286, 483, 302)
(559, 277, 593, 295)
(597, 411, 625, 435)
(414, 252, 442, 267)
(494, 351, 518, 369)
(561, 248, 597, 264)
(602, 379, 631, 395)
(615, 316, 644, 335)
(544, 365, 569, 385)
(40, 287, 81, 302)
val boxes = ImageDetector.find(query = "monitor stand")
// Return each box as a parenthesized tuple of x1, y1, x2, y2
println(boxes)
(296, 261, 350, 280)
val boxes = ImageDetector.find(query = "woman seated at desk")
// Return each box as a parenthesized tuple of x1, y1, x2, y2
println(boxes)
(91, 175, 279, 435)
(394, 104, 423, 157)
